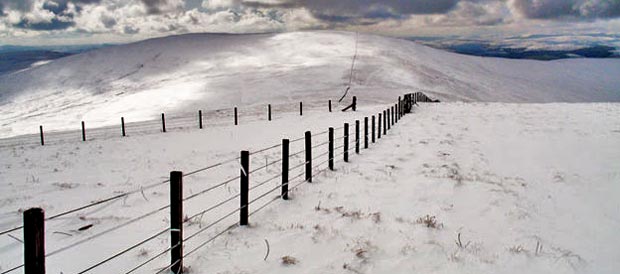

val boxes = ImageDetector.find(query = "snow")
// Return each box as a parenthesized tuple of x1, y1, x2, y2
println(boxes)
(1, 31, 620, 138)
(1, 102, 619, 274)
(0, 31, 619, 274)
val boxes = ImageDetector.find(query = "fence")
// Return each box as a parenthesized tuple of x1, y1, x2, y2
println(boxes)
(0, 92, 437, 274)
(0, 98, 354, 149)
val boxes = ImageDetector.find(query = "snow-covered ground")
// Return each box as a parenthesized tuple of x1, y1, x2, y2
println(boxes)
(1, 102, 618, 274)
(1, 31, 620, 138)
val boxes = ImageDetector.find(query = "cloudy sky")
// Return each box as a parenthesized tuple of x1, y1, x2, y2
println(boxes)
(1, 0, 620, 46)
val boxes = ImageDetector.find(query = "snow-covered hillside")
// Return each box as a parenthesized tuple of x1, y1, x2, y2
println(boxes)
(1, 31, 620, 138)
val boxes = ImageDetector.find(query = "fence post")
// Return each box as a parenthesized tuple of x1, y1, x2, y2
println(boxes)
(387, 109, 391, 130)
(344, 123, 349, 162)
(161, 113, 166, 133)
(398, 96, 402, 119)
(394, 104, 398, 123)
(198, 110, 203, 129)
(305, 131, 312, 182)
(121, 117, 126, 137)
(234, 107, 238, 126)
(384, 110, 387, 134)
(39, 126, 44, 146)
(81, 121, 86, 141)
(391, 106, 395, 126)
(328, 100, 332, 112)
(355, 120, 360, 154)
(352, 96, 357, 111)
(24, 207, 45, 274)
(372, 115, 376, 143)
(364, 117, 368, 149)
(281, 139, 289, 200)
(240, 151, 249, 225)
(268, 104, 272, 121)
(328, 127, 334, 171)
(378, 113, 382, 139)
(300, 102, 303, 116)
(170, 171, 183, 274)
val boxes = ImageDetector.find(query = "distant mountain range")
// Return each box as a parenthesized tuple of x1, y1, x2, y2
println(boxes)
(408, 37, 620, 60)
(0, 44, 114, 75)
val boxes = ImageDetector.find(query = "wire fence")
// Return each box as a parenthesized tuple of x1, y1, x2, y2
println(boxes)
(0, 92, 436, 274)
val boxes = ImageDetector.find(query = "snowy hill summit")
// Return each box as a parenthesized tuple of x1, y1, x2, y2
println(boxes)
(1, 31, 619, 138)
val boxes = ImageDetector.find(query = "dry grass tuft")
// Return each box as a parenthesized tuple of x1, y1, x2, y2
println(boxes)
(416, 215, 443, 229)
(281, 255, 298, 266)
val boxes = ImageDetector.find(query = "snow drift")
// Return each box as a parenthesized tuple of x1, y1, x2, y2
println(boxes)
(1, 31, 619, 138)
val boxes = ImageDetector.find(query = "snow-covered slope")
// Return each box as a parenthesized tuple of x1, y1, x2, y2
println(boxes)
(1, 102, 618, 273)
(1, 31, 620, 138)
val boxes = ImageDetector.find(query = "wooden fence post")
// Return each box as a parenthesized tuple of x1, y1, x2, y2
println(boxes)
(170, 171, 183, 274)
(24, 208, 45, 274)
(281, 139, 289, 200)
(268, 104, 272, 121)
(386, 108, 394, 130)
(198, 110, 203, 129)
(391, 106, 395, 126)
(240, 151, 249, 225)
(328, 100, 332, 112)
(39, 126, 44, 146)
(398, 96, 402, 119)
(234, 107, 238, 126)
(305, 131, 312, 182)
(355, 120, 360, 154)
(81, 121, 86, 141)
(121, 117, 126, 137)
(372, 115, 375, 143)
(300, 102, 303, 116)
(328, 127, 334, 171)
(383, 110, 387, 134)
(344, 123, 349, 162)
(352, 96, 357, 111)
(364, 117, 368, 149)
(161, 113, 166, 133)
(378, 113, 382, 139)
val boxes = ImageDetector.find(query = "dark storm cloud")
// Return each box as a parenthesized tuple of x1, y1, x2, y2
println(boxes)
(242, 0, 460, 21)
(141, 0, 171, 14)
(512, 0, 620, 19)
(15, 18, 75, 30)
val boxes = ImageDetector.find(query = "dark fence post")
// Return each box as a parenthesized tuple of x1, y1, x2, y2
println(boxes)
(344, 123, 349, 162)
(39, 126, 44, 146)
(398, 96, 402, 119)
(328, 127, 334, 171)
(394, 104, 398, 123)
(161, 113, 166, 133)
(328, 100, 332, 112)
(305, 131, 312, 182)
(352, 96, 357, 111)
(121, 117, 126, 137)
(300, 102, 303, 116)
(387, 109, 391, 130)
(391, 106, 395, 126)
(198, 110, 203, 129)
(281, 139, 289, 200)
(396, 103, 400, 122)
(81, 121, 86, 141)
(378, 113, 382, 139)
(372, 115, 376, 143)
(240, 151, 249, 225)
(364, 117, 368, 149)
(268, 104, 272, 121)
(170, 171, 183, 274)
(383, 110, 387, 134)
(234, 107, 238, 125)
(24, 208, 45, 274)
(355, 120, 360, 154)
